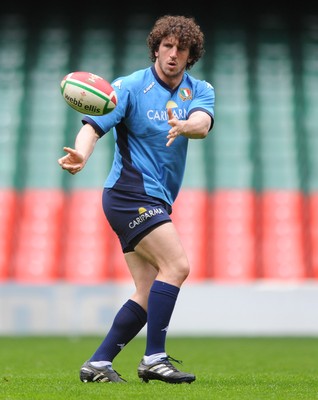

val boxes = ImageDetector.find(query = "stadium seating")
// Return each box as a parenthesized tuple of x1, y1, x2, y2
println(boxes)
(253, 15, 301, 191)
(172, 189, 209, 281)
(0, 11, 317, 283)
(207, 24, 253, 191)
(258, 191, 308, 280)
(0, 189, 18, 280)
(11, 189, 65, 282)
(119, 13, 153, 76)
(308, 192, 318, 278)
(76, 14, 116, 80)
(207, 189, 257, 281)
(301, 16, 318, 193)
(0, 15, 27, 190)
(61, 189, 113, 283)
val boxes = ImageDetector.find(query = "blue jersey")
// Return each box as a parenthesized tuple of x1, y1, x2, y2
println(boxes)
(82, 65, 215, 205)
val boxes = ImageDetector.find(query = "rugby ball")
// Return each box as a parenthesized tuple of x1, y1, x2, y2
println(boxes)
(60, 71, 117, 116)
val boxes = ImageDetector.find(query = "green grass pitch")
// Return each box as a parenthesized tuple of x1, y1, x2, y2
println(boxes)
(1, 336, 318, 399)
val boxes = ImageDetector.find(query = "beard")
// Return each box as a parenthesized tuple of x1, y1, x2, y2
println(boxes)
(157, 58, 186, 80)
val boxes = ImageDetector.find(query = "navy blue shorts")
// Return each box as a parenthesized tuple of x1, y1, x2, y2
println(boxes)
(102, 188, 172, 253)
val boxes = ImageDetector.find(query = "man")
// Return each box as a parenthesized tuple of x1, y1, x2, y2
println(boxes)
(58, 14, 215, 384)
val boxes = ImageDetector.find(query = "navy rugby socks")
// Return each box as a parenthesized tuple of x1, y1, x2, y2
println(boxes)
(90, 299, 147, 362)
(145, 280, 180, 356)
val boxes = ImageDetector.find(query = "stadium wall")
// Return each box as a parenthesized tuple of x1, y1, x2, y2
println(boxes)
(1, 282, 318, 336)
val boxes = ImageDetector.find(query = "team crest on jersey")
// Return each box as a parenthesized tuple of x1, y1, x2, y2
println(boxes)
(179, 88, 192, 101)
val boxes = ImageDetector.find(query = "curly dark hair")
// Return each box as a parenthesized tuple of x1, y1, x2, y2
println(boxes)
(147, 15, 205, 70)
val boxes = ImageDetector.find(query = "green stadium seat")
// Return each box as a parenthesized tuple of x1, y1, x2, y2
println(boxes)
(307, 145, 318, 191)
(0, 16, 27, 189)
(207, 26, 252, 191)
(75, 16, 115, 80)
(118, 13, 153, 76)
(260, 163, 301, 190)
(301, 17, 318, 192)
(190, 59, 205, 80)
(20, 17, 71, 190)
(183, 139, 208, 189)
(211, 159, 254, 190)
(252, 15, 301, 192)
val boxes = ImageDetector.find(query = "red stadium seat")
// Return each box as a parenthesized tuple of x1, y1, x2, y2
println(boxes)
(0, 189, 19, 280)
(61, 189, 113, 283)
(12, 189, 65, 283)
(259, 190, 308, 280)
(207, 189, 258, 281)
(308, 192, 318, 278)
(172, 189, 209, 281)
